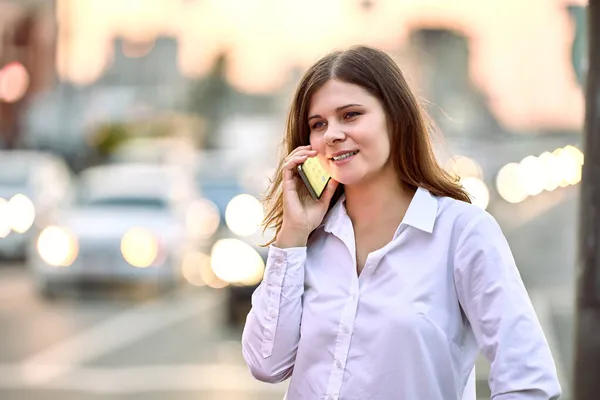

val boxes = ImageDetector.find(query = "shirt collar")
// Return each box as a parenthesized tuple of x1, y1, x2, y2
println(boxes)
(399, 187, 438, 234)
(319, 187, 439, 235)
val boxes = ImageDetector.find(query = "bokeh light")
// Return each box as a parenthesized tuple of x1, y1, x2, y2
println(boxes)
(496, 162, 528, 204)
(445, 155, 484, 180)
(0, 199, 11, 239)
(37, 226, 79, 267)
(518, 155, 546, 197)
(0, 62, 30, 103)
(210, 238, 264, 286)
(181, 251, 211, 287)
(8, 194, 36, 234)
(461, 177, 490, 210)
(225, 194, 264, 237)
(186, 199, 221, 240)
(496, 145, 583, 204)
(120, 227, 159, 268)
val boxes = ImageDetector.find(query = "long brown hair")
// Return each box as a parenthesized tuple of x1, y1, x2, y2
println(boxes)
(262, 45, 470, 245)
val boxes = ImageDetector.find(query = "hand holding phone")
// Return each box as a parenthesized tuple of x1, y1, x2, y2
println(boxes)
(276, 147, 337, 247)
(297, 156, 332, 200)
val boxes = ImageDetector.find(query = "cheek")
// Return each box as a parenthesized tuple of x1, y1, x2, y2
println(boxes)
(373, 121, 391, 155)
(309, 133, 325, 151)
(380, 134, 391, 157)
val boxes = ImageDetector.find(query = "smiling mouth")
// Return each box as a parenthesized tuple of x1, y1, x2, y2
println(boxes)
(331, 151, 358, 161)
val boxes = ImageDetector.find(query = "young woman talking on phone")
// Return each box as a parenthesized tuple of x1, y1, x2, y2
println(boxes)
(241, 46, 561, 400)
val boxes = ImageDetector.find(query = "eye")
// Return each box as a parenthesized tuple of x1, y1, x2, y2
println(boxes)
(343, 111, 361, 120)
(311, 121, 326, 130)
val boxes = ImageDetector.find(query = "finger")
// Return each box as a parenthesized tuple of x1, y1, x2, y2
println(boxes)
(287, 144, 315, 157)
(285, 149, 317, 163)
(282, 155, 309, 186)
(283, 155, 309, 171)
(287, 146, 308, 157)
(320, 178, 339, 204)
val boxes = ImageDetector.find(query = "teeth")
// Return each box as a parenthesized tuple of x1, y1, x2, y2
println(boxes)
(333, 151, 357, 161)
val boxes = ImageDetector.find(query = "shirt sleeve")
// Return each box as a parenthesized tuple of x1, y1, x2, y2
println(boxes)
(453, 212, 562, 399)
(241, 244, 306, 384)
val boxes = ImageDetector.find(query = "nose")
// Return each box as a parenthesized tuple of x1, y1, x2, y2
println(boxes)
(323, 122, 345, 146)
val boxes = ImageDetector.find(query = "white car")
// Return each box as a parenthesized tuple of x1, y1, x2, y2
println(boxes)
(0, 150, 73, 259)
(28, 163, 200, 298)
(108, 137, 198, 172)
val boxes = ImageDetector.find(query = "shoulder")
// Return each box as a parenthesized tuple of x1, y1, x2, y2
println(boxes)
(435, 195, 503, 242)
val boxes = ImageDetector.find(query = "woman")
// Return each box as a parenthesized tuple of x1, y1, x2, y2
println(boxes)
(241, 46, 561, 400)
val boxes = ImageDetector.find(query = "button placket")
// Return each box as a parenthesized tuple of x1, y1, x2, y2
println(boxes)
(325, 282, 359, 396)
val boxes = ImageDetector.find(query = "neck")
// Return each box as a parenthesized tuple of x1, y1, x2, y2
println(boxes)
(343, 166, 416, 229)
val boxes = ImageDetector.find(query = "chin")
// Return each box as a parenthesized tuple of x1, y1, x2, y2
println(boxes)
(331, 171, 366, 186)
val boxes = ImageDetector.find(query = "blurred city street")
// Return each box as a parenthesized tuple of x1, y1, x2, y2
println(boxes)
(0, 184, 579, 400)
(0, 0, 588, 399)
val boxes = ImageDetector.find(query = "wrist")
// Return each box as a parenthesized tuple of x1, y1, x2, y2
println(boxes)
(275, 227, 309, 248)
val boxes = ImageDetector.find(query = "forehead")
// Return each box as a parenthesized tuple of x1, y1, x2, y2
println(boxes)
(308, 79, 376, 113)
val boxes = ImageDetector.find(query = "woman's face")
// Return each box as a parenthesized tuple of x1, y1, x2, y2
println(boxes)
(308, 79, 392, 186)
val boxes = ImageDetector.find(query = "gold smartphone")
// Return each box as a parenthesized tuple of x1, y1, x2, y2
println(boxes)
(297, 156, 331, 200)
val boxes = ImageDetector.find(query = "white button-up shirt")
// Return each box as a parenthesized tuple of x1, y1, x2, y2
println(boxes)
(242, 188, 561, 399)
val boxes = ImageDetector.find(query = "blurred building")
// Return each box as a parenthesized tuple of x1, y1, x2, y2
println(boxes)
(20, 35, 197, 171)
(407, 28, 505, 139)
(97, 37, 187, 109)
(0, 0, 56, 149)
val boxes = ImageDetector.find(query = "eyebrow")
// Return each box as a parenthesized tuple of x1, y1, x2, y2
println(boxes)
(308, 104, 363, 121)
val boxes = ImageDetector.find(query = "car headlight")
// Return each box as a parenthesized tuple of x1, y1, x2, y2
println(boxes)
(186, 198, 220, 239)
(0, 198, 10, 238)
(210, 238, 264, 286)
(8, 194, 35, 233)
(121, 227, 160, 268)
(225, 194, 264, 237)
(0, 194, 35, 237)
(37, 226, 78, 267)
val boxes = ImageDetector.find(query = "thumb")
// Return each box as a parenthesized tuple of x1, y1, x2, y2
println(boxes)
(320, 178, 339, 205)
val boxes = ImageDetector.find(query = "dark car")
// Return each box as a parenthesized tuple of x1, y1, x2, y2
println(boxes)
(195, 151, 271, 327)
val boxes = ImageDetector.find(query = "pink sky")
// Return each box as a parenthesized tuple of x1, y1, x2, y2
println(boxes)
(55, 0, 587, 131)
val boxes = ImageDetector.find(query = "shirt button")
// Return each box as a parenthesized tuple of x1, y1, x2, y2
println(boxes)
(335, 360, 342, 369)
(342, 325, 350, 334)
(269, 310, 277, 318)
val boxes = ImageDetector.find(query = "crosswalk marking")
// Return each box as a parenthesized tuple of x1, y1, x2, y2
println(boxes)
(17, 287, 223, 384)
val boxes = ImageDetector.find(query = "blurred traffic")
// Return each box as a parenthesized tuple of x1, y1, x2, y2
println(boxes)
(0, 0, 588, 399)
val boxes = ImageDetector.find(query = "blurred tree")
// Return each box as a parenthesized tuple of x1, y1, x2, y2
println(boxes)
(186, 53, 231, 149)
(186, 52, 277, 149)
(568, 4, 588, 88)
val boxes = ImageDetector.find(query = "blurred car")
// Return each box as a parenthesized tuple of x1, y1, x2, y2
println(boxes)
(0, 150, 73, 260)
(108, 136, 197, 173)
(192, 150, 274, 326)
(27, 163, 200, 298)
